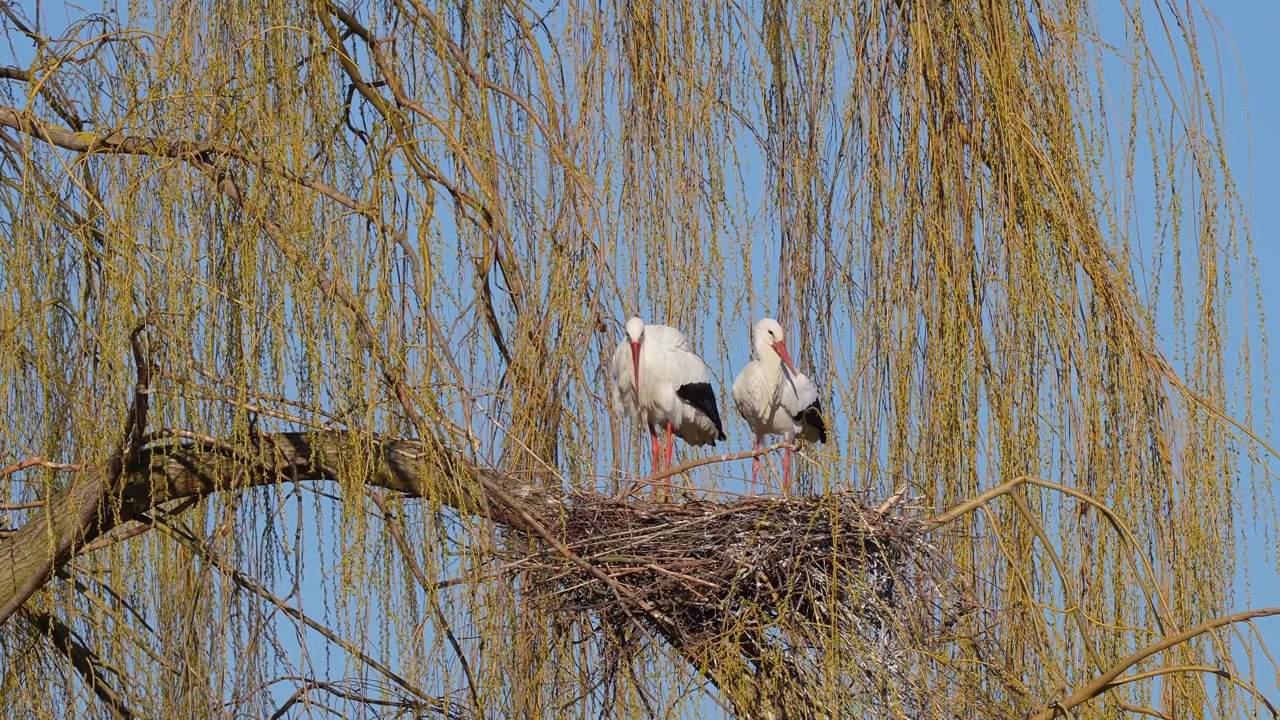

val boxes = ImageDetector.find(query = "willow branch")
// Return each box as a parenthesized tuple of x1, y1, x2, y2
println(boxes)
(366, 489, 484, 718)
(0, 432, 549, 629)
(1032, 608, 1280, 720)
(0, 106, 401, 242)
(146, 511, 464, 718)
(23, 610, 140, 720)
(638, 443, 793, 491)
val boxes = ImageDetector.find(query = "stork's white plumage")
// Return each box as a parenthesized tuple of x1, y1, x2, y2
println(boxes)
(611, 317, 726, 499)
(731, 318, 827, 493)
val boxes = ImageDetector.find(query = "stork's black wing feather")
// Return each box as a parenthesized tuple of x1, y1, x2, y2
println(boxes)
(793, 399, 828, 443)
(676, 382, 727, 441)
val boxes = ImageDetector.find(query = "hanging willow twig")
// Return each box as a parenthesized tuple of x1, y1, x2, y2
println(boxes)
(0, 0, 1271, 717)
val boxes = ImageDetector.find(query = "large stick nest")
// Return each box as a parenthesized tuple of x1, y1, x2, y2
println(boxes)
(517, 491, 957, 717)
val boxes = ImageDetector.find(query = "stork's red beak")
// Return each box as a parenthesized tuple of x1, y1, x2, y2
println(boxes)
(630, 340, 642, 388)
(772, 340, 799, 376)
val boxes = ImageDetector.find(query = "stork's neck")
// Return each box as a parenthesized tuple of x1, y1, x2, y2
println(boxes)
(754, 333, 784, 379)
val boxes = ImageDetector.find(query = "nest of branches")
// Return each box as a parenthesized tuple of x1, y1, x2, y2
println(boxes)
(518, 490, 952, 716)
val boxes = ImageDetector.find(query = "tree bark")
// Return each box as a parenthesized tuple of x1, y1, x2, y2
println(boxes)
(0, 431, 556, 626)
(0, 431, 815, 718)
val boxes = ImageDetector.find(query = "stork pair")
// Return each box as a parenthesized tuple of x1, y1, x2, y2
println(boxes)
(611, 317, 827, 498)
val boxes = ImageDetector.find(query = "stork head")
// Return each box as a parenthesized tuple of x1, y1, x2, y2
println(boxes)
(754, 318, 798, 375)
(624, 317, 646, 387)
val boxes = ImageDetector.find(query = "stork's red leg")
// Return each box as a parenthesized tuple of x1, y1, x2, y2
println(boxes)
(751, 436, 760, 495)
(648, 424, 661, 500)
(782, 446, 792, 495)
(664, 422, 674, 469)
(662, 422, 675, 501)
(649, 424, 660, 470)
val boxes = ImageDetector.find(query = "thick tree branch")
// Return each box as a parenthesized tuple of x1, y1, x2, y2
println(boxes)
(0, 319, 157, 625)
(0, 429, 829, 719)
(0, 467, 116, 626)
(0, 432, 554, 627)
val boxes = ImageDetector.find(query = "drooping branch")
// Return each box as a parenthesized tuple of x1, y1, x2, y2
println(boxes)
(0, 431, 554, 628)
(0, 319, 158, 627)
(0, 107, 393, 236)
(145, 502, 469, 719)
(0, 429, 891, 718)
(23, 609, 139, 720)
(1029, 608, 1280, 720)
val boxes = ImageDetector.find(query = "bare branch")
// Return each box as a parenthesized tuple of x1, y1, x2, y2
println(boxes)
(23, 610, 140, 720)
(1032, 608, 1280, 719)
(0, 106, 400, 241)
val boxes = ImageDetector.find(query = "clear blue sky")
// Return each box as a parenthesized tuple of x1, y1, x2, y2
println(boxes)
(10, 0, 1280, 714)
(215, 1, 1280, 712)
(1099, 0, 1280, 702)
(1220, 0, 1280, 698)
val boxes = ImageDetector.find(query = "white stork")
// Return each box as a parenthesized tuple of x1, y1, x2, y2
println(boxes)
(611, 316, 726, 499)
(731, 318, 827, 494)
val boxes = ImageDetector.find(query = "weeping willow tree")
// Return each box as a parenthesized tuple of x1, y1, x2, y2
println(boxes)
(0, 0, 1273, 717)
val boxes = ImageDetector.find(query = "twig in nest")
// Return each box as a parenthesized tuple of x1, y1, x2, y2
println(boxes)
(512, 490, 944, 715)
